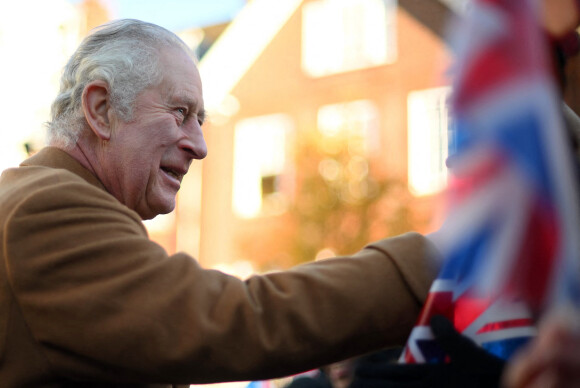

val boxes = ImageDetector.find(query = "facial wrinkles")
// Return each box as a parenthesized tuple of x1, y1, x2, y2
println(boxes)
(103, 94, 169, 217)
(130, 48, 203, 219)
(138, 103, 193, 216)
(157, 70, 205, 163)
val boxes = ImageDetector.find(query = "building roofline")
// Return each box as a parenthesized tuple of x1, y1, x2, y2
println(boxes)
(399, 0, 457, 44)
(199, 0, 303, 113)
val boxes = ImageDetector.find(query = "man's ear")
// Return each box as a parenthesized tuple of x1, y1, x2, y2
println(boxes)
(82, 80, 113, 141)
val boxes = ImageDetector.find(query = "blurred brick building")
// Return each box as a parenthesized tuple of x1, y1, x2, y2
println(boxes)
(165, 0, 461, 274)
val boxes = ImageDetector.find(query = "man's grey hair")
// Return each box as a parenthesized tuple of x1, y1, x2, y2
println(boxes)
(46, 19, 194, 148)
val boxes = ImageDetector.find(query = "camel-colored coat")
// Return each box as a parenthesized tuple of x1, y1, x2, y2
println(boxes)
(0, 147, 439, 387)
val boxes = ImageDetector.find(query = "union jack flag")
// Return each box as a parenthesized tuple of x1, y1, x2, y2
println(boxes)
(400, 0, 580, 364)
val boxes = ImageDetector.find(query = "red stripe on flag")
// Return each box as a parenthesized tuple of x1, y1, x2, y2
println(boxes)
(476, 318, 535, 334)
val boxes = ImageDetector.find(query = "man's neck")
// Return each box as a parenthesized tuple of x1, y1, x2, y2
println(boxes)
(50, 141, 98, 179)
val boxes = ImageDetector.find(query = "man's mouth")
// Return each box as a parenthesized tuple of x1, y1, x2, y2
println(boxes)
(160, 166, 184, 182)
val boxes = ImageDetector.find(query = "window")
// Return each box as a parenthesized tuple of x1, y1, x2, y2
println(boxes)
(301, 0, 397, 77)
(407, 86, 452, 196)
(232, 114, 293, 218)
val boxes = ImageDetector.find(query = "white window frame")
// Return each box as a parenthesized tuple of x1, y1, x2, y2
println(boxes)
(232, 114, 293, 218)
(407, 86, 452, 196)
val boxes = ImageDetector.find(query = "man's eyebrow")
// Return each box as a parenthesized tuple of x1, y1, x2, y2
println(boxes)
(198, 109, 207, 124)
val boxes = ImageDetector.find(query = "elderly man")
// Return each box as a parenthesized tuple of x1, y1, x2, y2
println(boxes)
(0, 19, 439, 387)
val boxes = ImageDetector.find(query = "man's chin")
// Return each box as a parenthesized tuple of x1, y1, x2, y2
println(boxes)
(138, 199, 176, 220)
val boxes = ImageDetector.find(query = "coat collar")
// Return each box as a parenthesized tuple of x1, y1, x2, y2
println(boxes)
(20, 147, 107, 192)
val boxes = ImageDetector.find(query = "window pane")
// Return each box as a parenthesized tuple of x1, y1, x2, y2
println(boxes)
(232, 114, 293, 218)
(407, 86, 452, 196)
(301, 0, 397, 77)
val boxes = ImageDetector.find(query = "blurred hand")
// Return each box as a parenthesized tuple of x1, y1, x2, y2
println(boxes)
(541, 0, 580, 38)
(349, 315, 504, 388)
(502, 309, 580, 388)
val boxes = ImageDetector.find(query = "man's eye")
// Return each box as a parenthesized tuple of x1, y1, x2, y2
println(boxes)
(177, 108, 187, 117)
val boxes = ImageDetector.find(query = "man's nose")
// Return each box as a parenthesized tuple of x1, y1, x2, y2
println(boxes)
(180, 120, 208, 160)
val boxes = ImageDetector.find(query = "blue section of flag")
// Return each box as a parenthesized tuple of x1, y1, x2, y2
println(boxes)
(481, 336, 531, 358)
(494, 110, 554, 197)
(439, 223, 496, 283)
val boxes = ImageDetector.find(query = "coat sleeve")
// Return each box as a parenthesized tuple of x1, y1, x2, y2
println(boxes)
(3, 175, 441, 385)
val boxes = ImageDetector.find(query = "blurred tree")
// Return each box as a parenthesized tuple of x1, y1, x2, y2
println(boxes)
(288, 127, 422, 263)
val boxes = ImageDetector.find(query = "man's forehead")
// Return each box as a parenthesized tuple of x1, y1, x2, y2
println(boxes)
(158, 49, 203, 102)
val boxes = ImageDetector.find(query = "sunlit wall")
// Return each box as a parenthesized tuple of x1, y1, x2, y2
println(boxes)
(0, 0, 82, 173)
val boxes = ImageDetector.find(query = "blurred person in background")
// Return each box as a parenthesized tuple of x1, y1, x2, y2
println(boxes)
(283, 358, 356, 388)
(284, 369, 333, 388)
